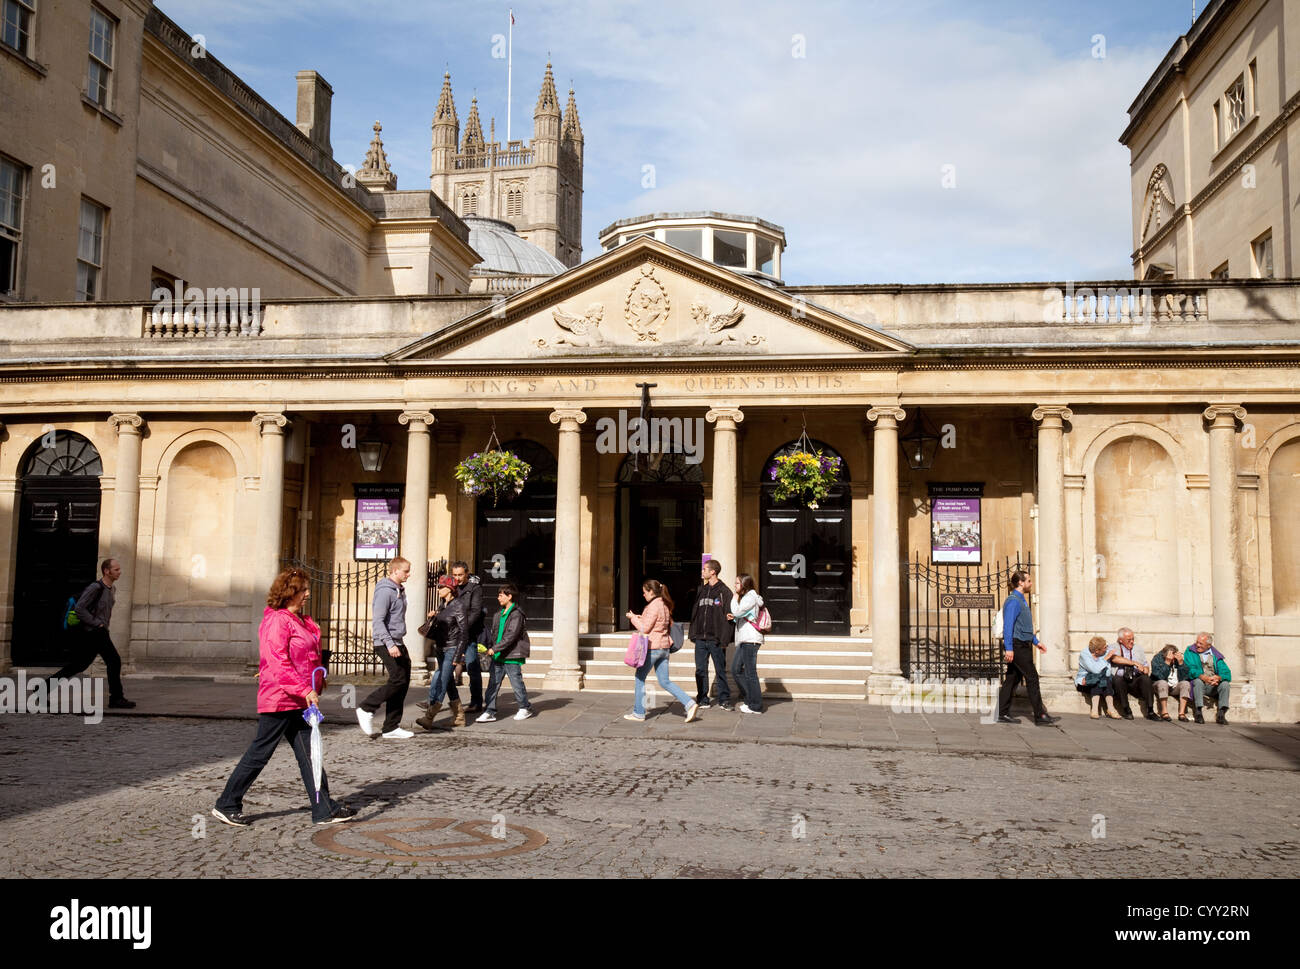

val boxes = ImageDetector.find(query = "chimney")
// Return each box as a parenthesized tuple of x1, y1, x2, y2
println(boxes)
(295, 70, 333, 154)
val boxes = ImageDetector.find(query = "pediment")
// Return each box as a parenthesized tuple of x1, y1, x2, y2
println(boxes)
(390, 237, 912, 362)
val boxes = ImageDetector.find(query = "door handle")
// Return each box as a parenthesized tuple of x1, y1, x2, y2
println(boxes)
(641, 548, 646, 572)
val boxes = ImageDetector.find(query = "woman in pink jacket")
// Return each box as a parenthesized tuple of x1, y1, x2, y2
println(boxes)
(212, 568, 355, 827)
(624, 579, 700, 723)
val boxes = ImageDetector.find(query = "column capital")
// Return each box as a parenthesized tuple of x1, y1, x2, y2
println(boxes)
(866, 406, 906, 426)
(1202, 404, 1247, 426)
(705, 407, 744, 426)
(549, 407, 587, 427)
(253, 412, 289, 433)
(108, 413, 144, 434)
(398, 409, 436, 428)
(1031, 404, 1074, 425)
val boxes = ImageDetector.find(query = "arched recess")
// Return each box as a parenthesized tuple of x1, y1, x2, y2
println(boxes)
(474, 439, 557, 630)
(12, 431, 104, 665)
(759, 438, 851, 636)
(153, 428, 249, 480)
(1256, 425, 1300, 615)
(1092, 436, 1181, 614)
(160, 442, 238, 605)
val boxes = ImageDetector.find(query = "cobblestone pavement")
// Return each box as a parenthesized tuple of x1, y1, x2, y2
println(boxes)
(1, 708, 1297, 878)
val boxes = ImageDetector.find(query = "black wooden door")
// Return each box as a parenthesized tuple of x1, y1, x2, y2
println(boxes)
(13, 480, 102, 665)
(759, 487, 851, 636)
(476, 508, 555, 630)
(623, 488, 703, 624)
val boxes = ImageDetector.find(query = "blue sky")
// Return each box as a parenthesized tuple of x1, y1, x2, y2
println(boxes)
(159, 0, 1203, 285)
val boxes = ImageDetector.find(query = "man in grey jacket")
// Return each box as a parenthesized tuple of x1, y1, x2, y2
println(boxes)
(51, 558, 134, 708)
(357, 557, 413, 739)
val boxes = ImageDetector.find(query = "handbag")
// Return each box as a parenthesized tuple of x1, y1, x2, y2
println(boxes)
(417, 619, 433, 638)
(624, 633, 649, 668)
(748, 606, 772, 633)
(669, 622, 684, 654)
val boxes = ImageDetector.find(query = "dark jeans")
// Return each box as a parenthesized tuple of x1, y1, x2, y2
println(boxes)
(426, 646, 461, 706)
(52, 625, 126, 700)
(464, 643, 483, 705)
(361, 644, 410, 733)
(998, 641, 1046, 719)
(1112, 670, 1154, 716)
(1077, 680, 1115, 698)
(216, 711, 339, 823)
(731, 642, 763, 712)
(693, 638, 731, 703)
(484, 662, 530, 715)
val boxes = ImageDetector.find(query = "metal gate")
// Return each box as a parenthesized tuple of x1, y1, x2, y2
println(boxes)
(901, 554, 1032, 680)
(282, 558, 446, 677)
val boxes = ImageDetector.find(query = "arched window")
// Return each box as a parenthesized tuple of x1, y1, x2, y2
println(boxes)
(460, 187, 479, 217)
(21, 431, 103, 478)
(1141, 164, 1176, 243)
(617, 451, 704, 484)
(506, 187, 523, 220)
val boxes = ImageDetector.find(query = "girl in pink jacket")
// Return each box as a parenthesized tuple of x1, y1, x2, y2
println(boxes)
(624, 579, 700, 723)
(213, 568, 355, 827)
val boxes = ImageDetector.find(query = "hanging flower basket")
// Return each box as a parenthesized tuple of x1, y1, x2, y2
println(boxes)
(454, 449, 532, 506)
(768, 449, 841, 509)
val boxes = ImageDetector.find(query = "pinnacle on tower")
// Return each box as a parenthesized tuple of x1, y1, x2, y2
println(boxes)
(535, 61, 560, 118)
(563, 88, 583, 143)
(356, 120, 396, 190)
(434, 71, 458, 126)
(461, 96, 485, 153)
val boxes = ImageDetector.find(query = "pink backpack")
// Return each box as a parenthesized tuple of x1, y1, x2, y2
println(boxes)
(749, 606, 772, 633)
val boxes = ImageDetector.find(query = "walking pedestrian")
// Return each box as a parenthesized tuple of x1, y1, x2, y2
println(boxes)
(50, 558, 134, 708)
(727, 574, 765, 714)
(357, 557, 414, 739)
(212, 567, 355, 826)
(995, 570, 1060, 725)
(477, 582, 535, 722)
(625, 579, 700, 723)
(690, 560, 734, 710)
(450, 561, 486, 715)
(415, 576, 469, 730)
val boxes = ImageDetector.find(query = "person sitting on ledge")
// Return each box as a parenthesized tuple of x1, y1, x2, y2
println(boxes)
(1150, 644, 1192, 722)
(1077, 635, 1119, 720)
(1184, 632, 1232, 725)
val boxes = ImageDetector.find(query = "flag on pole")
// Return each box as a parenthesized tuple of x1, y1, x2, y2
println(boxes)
(511, 11, 515, 25)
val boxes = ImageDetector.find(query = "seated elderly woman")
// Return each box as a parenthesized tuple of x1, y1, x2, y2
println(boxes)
(1077, 635, 1120, 719)
(1150, 643, 1193, 722)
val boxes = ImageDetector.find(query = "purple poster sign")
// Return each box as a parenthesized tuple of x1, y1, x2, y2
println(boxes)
(355, 496, 401, 561)
(931, 497, 981, 563)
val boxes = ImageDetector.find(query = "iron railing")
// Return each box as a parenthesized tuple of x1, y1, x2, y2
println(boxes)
(902, 554, 1033, 681)
(281, 557, 447, 677)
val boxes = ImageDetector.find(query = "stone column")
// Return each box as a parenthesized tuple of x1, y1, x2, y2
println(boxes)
(866, 406, 905, 698)
(252, 414, 288, 647)
(546, 408, 587, 690)
(1203, 405, 1248, 677)
(705, 407, 744, 583)
(399, 410, 435, 672)
(1031, 406, 1072, 677)
(108, 414, 144, 665)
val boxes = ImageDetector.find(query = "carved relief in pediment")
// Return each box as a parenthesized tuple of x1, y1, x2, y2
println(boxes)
(624, 265, 669, 342)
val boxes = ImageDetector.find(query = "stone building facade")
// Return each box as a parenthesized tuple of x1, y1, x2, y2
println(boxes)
(1123, 0, 1298, 280)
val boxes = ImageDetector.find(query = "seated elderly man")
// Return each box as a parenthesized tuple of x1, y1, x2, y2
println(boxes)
(1184, 632, 1232, 725)
(1105, 627, 1159, 721)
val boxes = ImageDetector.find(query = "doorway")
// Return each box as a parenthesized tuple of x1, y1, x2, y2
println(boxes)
(616, 453, 703, 626)
(12, 432, 104, 666)
(759, 439, 851, 636)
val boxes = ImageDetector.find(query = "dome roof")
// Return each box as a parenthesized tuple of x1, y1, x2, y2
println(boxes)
(464, 216, 567, 276)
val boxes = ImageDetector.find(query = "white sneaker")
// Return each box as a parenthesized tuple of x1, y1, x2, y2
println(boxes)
(476, 711, 498, 723)
(381, 727, 414, 739)
(513, 708, 535, 721)
(623, 712, 645, 722)
(738, 703, 762, 715)
(356, 709, 376, 736)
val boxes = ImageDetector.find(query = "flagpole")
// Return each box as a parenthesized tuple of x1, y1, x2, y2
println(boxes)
(506, 9, 513, 144)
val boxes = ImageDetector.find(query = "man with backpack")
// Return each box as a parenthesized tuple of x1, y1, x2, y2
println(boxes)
(51, 558, 135, 708)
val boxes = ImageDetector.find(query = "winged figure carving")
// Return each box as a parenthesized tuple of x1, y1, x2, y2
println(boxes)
(692, 299, 759, 345)
(537, 302, 605, 348)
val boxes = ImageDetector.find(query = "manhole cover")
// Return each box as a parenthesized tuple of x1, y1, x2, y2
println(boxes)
(312, 818, 547, 862)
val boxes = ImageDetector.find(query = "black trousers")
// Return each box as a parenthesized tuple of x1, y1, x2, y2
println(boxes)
(216, 710, 336, 823)
(998, 640, 1046, 719)
(1112, 671, 1154, 716)
(52, 625, 126, 700)
(361, 644, 410, 733)
(693, 638, 731, 703)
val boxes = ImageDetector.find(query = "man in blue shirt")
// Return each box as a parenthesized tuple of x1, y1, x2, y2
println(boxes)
(995, 570, 1059, 725)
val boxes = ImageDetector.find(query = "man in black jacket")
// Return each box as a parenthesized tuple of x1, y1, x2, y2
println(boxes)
(690, 560, 734, 710)
(450, 561, 486, 713)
